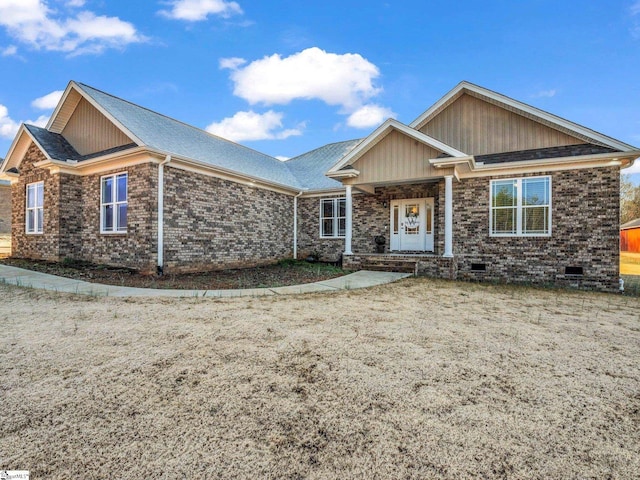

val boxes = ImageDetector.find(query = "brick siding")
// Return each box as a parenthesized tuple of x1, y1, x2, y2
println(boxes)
(11, 144, 157, 271)
(0, 183, 10, 234)
(453, 167, 620, 291)
(162, 167, 294, 272)
(341, 168, 620, 292)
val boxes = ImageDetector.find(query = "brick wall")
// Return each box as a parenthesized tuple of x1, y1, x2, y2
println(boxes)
(0, 182, 10, 234)
(297, 183, 441, 262)
(12, 144, 61, 260)
(452, 167, 620, 291)
(163, 167, 294, 272)
(78, 164, 157, 272)
(11, 144, 157, 271)
(297, 195, 344, 262)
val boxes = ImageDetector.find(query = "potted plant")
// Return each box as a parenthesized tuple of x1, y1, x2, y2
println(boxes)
(374, 235, 386, 253)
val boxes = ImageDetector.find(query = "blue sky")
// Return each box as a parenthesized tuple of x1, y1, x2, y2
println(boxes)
(1, 0, 639, 176)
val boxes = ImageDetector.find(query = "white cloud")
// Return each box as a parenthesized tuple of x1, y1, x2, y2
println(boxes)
(532, 89, 557, 98)
(159, 0, 243, 21)
(31, 90, 64, 110)
(275, 155, 289, 161)
(66, 0, 85, 6)
(0, 104, 49, 139)
(0, 0, 145, 55)
(1, 45, 18, 56)
(631, 1, 640, 37)
(347, 104, 395, 129)
(223, 47, 383, 111)
(205, 110, 303, 142)
(0, 105, 20, 139)
(219, 56, 246, 70)
(30, 114, 50, 128)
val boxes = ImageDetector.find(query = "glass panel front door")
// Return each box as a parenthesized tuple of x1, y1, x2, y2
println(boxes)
(389, 198, 434, 252)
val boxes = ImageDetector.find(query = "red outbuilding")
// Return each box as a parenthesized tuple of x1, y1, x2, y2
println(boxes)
(621, 218, 640, 252)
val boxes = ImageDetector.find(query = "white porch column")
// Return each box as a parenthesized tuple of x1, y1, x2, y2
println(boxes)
(345, 185, 353, 255)
(443, 175, 453, 258)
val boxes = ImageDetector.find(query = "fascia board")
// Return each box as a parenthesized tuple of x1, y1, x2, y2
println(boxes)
(45, 81, 76, 131)
(472, 150, 640, 171)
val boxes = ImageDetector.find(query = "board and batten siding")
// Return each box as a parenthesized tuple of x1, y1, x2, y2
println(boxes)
(420, 93, 583, 155)
(61, 97, 133, 156)
(346, 130, 453, 185)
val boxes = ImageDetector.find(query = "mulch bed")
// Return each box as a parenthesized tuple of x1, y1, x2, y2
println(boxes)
(0, 258, 346, 290)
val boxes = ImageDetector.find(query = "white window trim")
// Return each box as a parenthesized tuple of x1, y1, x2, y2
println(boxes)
(100, 172, 128, 234)
(25, 181, 44, 235)
(489, 176, 552, 237)
(319, 197, 346, 239)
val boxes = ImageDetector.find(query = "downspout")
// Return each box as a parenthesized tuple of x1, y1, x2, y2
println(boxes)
(157, 155, 171, 275)
(293, 191, 303, 260)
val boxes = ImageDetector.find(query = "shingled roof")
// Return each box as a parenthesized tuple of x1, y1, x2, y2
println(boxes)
(284, 139, 362, 190)
(74, 83, 305, 189)
(475, 143, 619, 165)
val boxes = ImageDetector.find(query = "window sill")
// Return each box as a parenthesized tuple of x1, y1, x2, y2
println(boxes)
(489, 233, 551, 238)
(100, 231, 128, 235)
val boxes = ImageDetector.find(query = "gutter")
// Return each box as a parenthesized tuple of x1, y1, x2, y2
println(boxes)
(157, 155, 171, 275)
(293, 191, 304, 259)
(429, 151, 640, 172)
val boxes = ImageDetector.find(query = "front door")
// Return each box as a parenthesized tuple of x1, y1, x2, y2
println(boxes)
(390, 198, 434, 252)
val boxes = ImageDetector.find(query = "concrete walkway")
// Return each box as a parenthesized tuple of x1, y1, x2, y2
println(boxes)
(0, 264, 411, 298)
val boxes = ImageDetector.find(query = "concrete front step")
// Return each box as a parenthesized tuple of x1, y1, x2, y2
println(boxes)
(361, 260, 417, 274)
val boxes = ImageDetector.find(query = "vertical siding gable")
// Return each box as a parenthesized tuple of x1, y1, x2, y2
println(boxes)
(420, 93, 584, 155)
(351, 130, 444, 184)
(61, 98, 134, 156)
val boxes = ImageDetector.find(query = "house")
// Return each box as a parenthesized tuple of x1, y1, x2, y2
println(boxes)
(621, 218, 640, 253)
(0, 81, 638, 292)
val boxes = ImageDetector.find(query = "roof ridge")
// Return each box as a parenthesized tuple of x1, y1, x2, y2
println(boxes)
(75, 82, 282, 162)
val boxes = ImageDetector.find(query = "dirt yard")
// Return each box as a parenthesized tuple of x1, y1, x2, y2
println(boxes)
(1, 278, 639, 479)
(0, 258, 345, 289)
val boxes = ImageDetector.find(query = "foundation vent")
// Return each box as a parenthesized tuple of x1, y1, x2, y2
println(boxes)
(565, 266, 584, 276)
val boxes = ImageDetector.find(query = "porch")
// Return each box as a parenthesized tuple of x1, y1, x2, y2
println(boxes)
(343, 252, 457, 279)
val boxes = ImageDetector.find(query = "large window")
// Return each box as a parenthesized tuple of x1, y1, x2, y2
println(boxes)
(101, 173, 128, 233)
(490, 176, 551, 236)
(25, 181, 44, 234)
(320, 198, 346, 238)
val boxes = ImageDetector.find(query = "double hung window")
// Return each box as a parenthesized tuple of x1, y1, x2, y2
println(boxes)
(26, 181, 44, 234)
(320, 198, 346, 238)
(101, 173, 128, 233)
(490, 176, 551, 236)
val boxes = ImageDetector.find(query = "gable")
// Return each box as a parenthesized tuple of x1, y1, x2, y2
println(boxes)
(350, 129, 452, 185)
(61, 97, 134, 156)
(419, 93, 585, 156)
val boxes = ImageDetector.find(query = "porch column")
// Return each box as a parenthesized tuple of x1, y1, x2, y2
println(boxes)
(443, 175, 453, 258)
(345, 185, 353, 255)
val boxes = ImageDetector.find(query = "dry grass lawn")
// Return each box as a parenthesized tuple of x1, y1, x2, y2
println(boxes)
(621, 251, 640, 275)
(1, 278, 639, 479)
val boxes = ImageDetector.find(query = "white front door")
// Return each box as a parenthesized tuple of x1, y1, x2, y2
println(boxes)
(390, 198, 434, 252)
